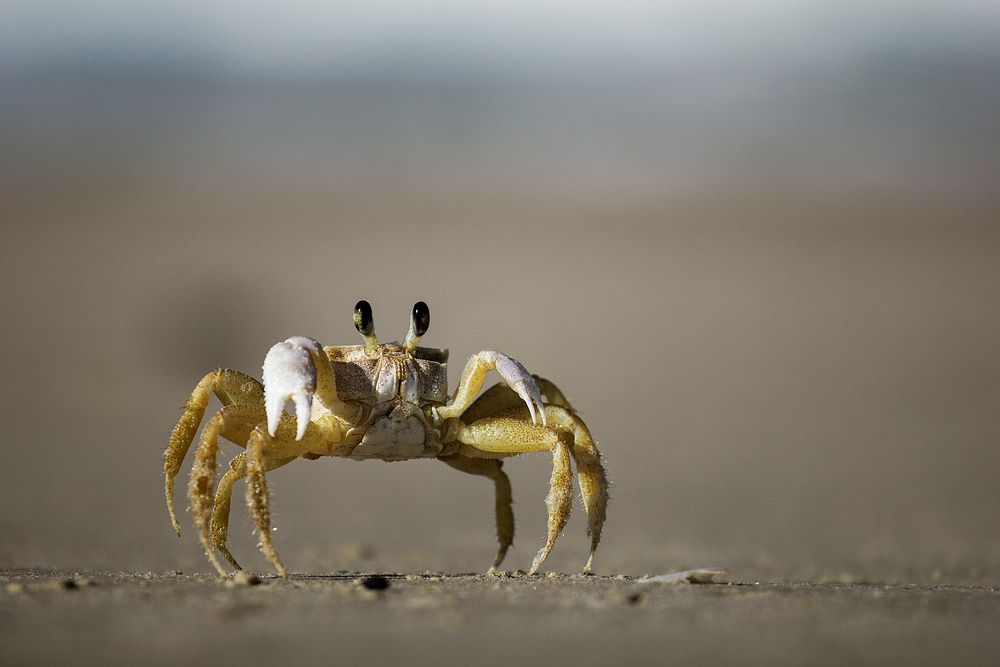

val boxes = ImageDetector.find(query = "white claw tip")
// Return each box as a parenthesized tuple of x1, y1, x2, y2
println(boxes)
(265, 393, 282, 438)
(293, 393, 312, 440)
(526, 400, 538, 425)
(262, 340, 318, 441)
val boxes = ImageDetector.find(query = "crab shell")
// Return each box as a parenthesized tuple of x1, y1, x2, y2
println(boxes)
(323, 343, 450, 460)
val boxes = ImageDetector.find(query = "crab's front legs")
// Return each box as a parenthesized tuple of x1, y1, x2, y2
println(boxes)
(434, 350, 547, 426)
(210, 452, 295, 571)
(456, 418, 573, 575)
(188, 403, 315, 576)
(164, 369, 264, 535)
(242, 420, 329, 578)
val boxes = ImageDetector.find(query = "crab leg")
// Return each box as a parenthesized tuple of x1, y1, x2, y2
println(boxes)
(534, 378, 574, 411)
(211, 452, 295, 571)
(243, 420, 328, 578)
(164, 369, 264, 536)
(435, 351, 547, 426)
(439, 455, 515, 572)
(539, 406, 608, 573)
(455, 417, 574, 575)
(534, 437, 574, 575)
(188, 404, 273, 576)
(512, 404, 608, 573)
(460, 401, 609, 574)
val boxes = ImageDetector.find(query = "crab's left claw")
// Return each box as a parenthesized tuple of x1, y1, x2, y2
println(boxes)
(490, 351, 547, 427)
(437, 350, 548, 427)
(262, 337, 321, 441)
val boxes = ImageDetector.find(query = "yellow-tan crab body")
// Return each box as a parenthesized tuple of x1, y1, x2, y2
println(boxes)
(323, 344, 450, 461)
(163, 301, 608, 579)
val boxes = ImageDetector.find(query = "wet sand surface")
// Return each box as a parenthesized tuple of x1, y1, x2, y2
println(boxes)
(4, 568, 1000, 666)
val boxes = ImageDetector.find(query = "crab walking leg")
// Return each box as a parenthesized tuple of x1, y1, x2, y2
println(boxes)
(478, 404, 609, 574)
(439, 455, 515, 572)
(535, 378, 574, 411)
(211, 453, 295, 571)
(187, 404, 272, 576)
(541, 406, 608, 573)
(211, 453, 246, 571)
(435, 351, 547, 426)
(244, 421, 327, 578)
(164, 369, 264, 535)
(532, 437, 574, 575)
(456, 417, 573, 575)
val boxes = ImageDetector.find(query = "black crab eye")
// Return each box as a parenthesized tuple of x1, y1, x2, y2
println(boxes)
(354, 300, 374, 335)
(412, 301, 430, 337)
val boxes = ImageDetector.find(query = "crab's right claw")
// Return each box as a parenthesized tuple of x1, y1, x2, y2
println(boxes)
(491, 351, 547, 426)
(262, 338, 318, 441)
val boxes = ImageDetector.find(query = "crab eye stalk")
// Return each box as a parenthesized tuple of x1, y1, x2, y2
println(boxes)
(354, 300, 379, 352)
(404, 301, 430, 351)
(354, 300, 374, 335)
(412, 301, 430, 337)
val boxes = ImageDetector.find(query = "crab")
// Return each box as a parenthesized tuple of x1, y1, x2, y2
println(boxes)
(163, 300, 608, 578)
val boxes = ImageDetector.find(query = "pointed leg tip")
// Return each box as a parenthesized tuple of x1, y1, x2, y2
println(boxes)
(199, 533, 229, 577)
(260, 543, 289, 579)
(209, 557, 228, 578)
(528, 548, 548, 576)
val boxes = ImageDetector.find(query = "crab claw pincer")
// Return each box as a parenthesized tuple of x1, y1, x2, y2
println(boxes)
(262, 337, 319, 441)
(489, 351, 547, 426)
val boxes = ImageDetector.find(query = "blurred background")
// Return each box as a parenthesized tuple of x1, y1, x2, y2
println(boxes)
(1, 0, 999, 583)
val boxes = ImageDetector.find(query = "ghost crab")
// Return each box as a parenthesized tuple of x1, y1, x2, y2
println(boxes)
(163, 300, 608, 578)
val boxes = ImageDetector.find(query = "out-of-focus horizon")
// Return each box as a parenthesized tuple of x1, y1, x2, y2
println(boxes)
(3, 1, 1000, 198)
(1, 1, 999, 584)
(5, 1, 1000, 74)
